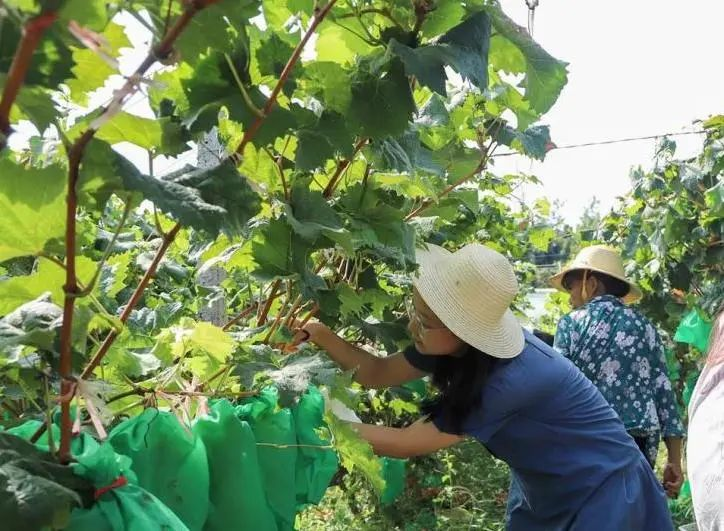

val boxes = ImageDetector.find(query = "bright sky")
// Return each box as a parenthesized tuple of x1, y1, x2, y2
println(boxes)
(9, 1, 724, 224)
(495, 0, 724, 223)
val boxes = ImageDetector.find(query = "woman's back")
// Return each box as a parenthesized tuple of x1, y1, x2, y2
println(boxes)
(460, 332, 671, 529)
(688, 313, 724, 531)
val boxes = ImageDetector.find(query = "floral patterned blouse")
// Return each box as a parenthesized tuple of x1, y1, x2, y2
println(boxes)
(554, 295, 685, 441)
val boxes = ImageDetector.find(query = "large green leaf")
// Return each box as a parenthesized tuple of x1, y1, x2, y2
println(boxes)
(705, 180, 724, 218)
(95, 112, 187, 154)
(324, 411, 385, 493)
(0, 160, 66, 263)
(113, 154, 261, 237)
(486, 5, 568, 114)
(182, 49, 296, 144)
(490, 121, 552, 161)
(0, 432, 93, 531)
(370, 128, 443, 175)
(0, 18, 74, 88)
(0, 256, 96, 315)
(252, 218, 312, 279)
(58, 0, 107, 30)
(420, 0, 467, 38)
(175, 0, 260, 64)
(300, 61, 352, 114)
(65, 22, 130, 105)
(4, 82, 57, 132)
(161, 160, 262, 236)
(338, 184, 416, 267)
(295, 110, 354, 171)
(315, 20, 375, 64)
(390, 11, 491, 95)
(347, 56, 415, 139)
(284, 182, 343, 239)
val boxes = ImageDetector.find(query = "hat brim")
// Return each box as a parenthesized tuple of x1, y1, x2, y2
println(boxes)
(413, 245, 525, 359)
(550, 267, 643, 304)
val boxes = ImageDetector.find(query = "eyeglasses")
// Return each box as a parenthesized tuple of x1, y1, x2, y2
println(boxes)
(405, 299, 447, 334)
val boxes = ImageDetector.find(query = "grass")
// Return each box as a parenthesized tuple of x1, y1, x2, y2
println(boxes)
(298, 440, 509, 531)
(299, 440, 695, 530)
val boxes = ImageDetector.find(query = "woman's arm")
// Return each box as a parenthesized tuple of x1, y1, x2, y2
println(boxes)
(351, 418, 463, 458)
(295, 322, 426, 389)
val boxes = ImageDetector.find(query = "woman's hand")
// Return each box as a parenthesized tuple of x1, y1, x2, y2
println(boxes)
(283, 320, 332, 353)
(662, 460, 684, 499)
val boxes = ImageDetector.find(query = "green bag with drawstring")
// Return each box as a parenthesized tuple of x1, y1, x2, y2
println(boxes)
(193, 399, 278, 531)
(67, 438, 190, 531)
(106, 409, 210, 531)
(236, 387, 298, 529)
(380, 457, 407, 505)
(290, 386, 338, 507)
(674, 309, 713, 353)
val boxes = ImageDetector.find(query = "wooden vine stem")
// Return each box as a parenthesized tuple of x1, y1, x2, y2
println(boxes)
(46, 1, 219, 454)
(81, 223, 181, 379)
(323, 138, 369, 198)
(0, 11, 58, 150)
(404, 150, 491, 221)
(235, 0, 338, 155)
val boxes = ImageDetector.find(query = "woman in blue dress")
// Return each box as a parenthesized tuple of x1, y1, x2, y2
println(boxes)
(291, 243, 673, 530)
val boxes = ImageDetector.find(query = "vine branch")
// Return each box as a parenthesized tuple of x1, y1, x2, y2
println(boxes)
(81, 223, 181, 380)
(0, 11, 58, 150)
(235, 0, 338, 155)
(404, 144, 495, 220)
(222, 301, 260, 331)
(323, 138, 368, 198)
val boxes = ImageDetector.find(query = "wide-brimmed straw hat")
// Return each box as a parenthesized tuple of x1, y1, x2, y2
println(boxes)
(413, 243, 525, 359)
(549, 245, 642, 304)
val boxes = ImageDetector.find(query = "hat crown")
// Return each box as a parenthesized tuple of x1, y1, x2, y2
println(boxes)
(413, 243, 524, 358)
(445, 244, 518, 317)
(570, 245, 625, 277)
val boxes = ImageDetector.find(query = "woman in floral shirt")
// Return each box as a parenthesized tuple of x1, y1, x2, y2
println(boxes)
(550, 246, 685, 499)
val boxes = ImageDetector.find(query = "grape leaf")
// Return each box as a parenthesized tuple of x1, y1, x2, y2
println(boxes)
(252, 219, 312, 279)
(295, 111, 354, 171)
(486, 5, 568, 114)
(347, 56, 415, 139)
(324, 411, 385, 493)
(101, 252, 133, 299)
(0, 433, 93, 531)
(284, 181, 344, 241)
(190, 321, 235, 362)
(370, 129, 442, 175)
(704, 180, 724, 218)
(0, 160, 66, 263)
(300, 62, 352, 114)
(161, 159, 262, 236)
(65, 22, 130, 105)
(315, 21, 374, 64)
(58, 0, 107, 30)
(7, 84, 57, 132)
(390, 11, 491, 95)
(175, 0, 260, 64)
(420, 0, 466, 38)
(529, 227, 555, 252)
(489, 121, 552, 161)
(95, 112, 187, 153)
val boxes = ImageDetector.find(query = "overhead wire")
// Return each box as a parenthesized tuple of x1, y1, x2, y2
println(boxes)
(491, 130, 708, 158)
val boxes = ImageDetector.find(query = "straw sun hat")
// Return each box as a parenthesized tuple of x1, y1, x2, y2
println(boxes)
(413, 243, 525, 359)
(549, 245, 643, 304)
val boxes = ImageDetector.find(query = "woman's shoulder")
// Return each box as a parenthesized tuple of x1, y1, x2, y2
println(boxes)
(487, 331, 576, 395)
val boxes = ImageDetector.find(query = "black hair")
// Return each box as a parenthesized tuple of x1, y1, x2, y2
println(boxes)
(562, 269, 630, 298)
(421, 346, 498, 435)
(532, 329, 555, 346)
